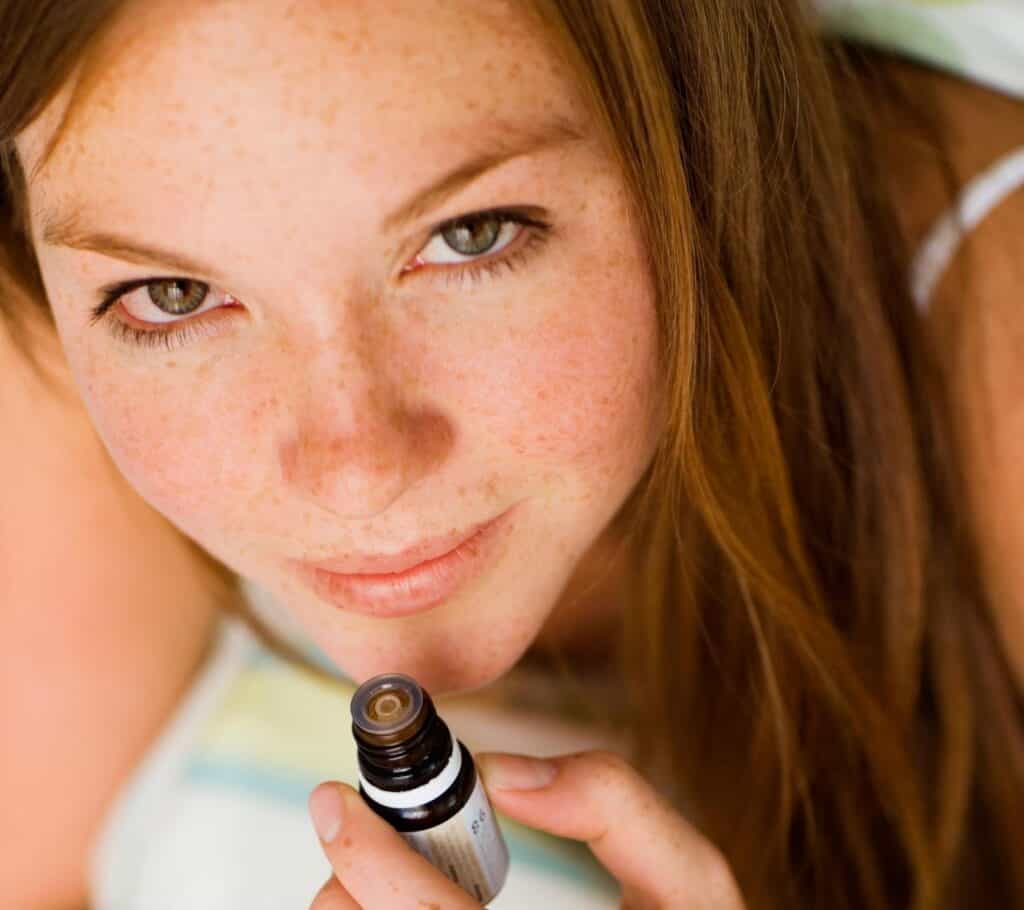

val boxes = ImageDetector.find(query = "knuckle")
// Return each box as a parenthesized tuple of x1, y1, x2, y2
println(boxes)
(584, 748, 635, 777)
(580, 749, 643, 797)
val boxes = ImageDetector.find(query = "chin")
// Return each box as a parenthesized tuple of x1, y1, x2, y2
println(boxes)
(332, 623, 537, 697)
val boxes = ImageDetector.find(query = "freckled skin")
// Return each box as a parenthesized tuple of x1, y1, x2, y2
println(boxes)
(17, 0, 665, 694)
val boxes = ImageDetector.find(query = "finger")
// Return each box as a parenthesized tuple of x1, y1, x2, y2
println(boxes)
(309, 875, 360, 910)
(308, 781, 480, 910)
(476, 750, 744, 909)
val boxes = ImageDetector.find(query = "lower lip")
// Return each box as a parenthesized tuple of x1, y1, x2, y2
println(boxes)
(294, 506, 517, 618)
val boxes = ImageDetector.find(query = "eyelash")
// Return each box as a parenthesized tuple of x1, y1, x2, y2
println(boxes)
(89, 208, 553, 352)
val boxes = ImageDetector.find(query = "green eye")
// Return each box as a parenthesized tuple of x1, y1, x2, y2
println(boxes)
(147, 279, 209, 316)
(440, 214, 503, 257)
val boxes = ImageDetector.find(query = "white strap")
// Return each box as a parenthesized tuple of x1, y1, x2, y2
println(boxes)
(911, 146, 1024, 312)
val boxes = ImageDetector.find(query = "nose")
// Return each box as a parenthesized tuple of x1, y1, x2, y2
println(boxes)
(277, 325, 453, 521)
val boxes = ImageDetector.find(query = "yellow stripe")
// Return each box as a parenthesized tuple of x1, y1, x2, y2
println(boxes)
(195, 660, 361, 779)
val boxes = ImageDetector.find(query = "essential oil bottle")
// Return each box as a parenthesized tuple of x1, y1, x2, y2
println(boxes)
(350, 672, 510, 904)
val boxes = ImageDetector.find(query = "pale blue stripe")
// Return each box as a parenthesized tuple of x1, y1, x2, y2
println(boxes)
(182, 757, 617, 893)
(184, 756, 320, 805)
(505, 832, 618, 895)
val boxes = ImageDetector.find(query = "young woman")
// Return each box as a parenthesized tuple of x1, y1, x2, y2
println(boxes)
(1, 1, 1021, 908)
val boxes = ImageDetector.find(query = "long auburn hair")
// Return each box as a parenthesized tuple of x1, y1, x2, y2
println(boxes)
(2, 2, 1022, 907)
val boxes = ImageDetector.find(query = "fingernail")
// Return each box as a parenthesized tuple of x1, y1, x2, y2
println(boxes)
(309, 783, 345, 843)
(477, 754, 558, 791)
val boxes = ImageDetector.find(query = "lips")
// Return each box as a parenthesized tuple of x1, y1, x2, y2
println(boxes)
(300, 514, 501, 575)
(287, 504, 517, 617)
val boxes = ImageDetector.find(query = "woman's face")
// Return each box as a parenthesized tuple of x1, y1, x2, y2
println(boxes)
(16, 0, 663, 693)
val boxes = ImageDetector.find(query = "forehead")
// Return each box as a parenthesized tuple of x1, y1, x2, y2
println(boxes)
(17, 0, 592, 227)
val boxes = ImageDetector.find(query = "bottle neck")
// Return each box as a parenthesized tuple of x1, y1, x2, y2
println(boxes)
(353, 693, 454, 791)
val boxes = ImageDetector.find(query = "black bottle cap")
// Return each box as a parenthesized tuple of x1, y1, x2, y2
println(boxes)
(351, 673, 426, 746)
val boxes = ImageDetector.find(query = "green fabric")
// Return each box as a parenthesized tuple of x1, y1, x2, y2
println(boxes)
(816, 1, 1024, 99)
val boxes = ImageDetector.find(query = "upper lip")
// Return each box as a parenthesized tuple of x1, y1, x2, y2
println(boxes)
(292, 512, 501, 576)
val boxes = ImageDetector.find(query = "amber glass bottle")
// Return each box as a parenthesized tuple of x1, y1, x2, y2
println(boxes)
(350, 672, 510, 904)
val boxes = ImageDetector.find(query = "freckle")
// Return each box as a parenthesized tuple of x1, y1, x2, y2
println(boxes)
(343, 836, 352, 847)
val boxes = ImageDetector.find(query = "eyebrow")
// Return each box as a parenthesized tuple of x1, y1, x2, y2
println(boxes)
(38, 116, 586, 278)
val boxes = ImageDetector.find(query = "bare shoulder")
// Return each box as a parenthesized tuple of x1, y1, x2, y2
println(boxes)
(0, 314, 225, 907)
(870, 62, 1024, 684)
(869, 57, 1024, 258)
(881, 61, 1024, 331)
(930, 76, 1024, 343)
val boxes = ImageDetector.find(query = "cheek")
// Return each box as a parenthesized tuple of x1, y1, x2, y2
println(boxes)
(74, 350, 249, 537)
(39, 257, 244, 535)
(445, 263, 661, 484)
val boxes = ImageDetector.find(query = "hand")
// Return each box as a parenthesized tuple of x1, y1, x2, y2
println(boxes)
(306, 749, 746, 909)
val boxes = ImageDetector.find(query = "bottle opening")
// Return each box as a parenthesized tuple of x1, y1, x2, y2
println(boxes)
(370, 691, 407, 722)
(351, 672, 424, 738)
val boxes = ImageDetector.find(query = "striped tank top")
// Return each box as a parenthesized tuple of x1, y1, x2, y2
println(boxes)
(88, 581, 625, 908)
